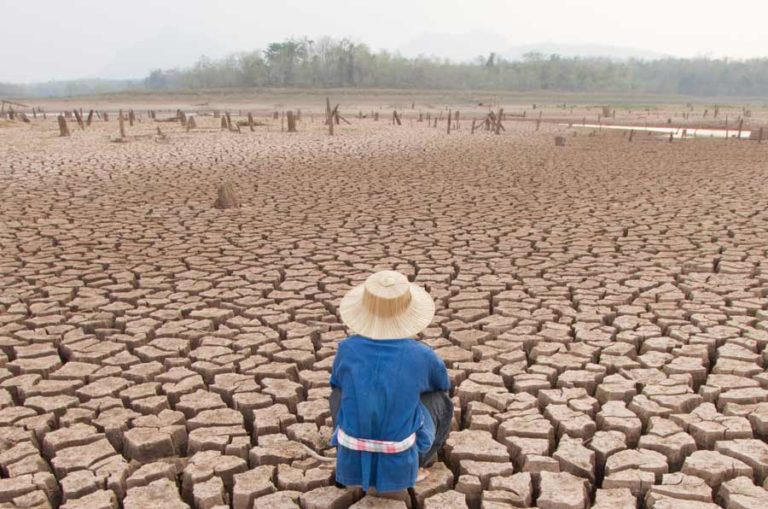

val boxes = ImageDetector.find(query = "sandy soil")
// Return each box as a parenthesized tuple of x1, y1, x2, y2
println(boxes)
(0, 99, 767, 509)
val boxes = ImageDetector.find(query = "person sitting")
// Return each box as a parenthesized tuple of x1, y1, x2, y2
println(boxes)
(329, 270, 453, 494)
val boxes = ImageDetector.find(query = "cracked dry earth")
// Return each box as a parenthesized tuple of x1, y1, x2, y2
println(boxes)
(0, 113, 767, 509)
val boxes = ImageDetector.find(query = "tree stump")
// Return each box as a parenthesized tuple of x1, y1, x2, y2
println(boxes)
(73, 110, 84, 130)
(287, 111, 297, 132)
(494, 108, 504, 135)
(119, 110, 126, 139)
(57, 115, 70, 137)
(214, 182, 241, 209)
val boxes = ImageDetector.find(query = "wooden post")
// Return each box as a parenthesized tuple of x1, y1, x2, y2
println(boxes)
(454, 111, 460, 129)
(393, 111, 401, 126)
(287, 110, 296, 132)
(118, 110, 126, 139)
(471, 119, 476, 134)
(328, 105, 336, 136)
(226, 112, 233, 131)
(447, 109, 451, 134)
(57, 115, 70, 137)
(186, 116, 196, 131)
(281, 111, 285, 132)
(629, 129, 634, 142)
(494, 108, 504, 135)
(325, 97, 332, 125)
(374, 112, 379, 121)
(73, 110, 84, 130)
(86, 110, 94, 127)
(668, 132, 673, 143)
(759, 127, 764, 143)
(221, 116, 228, 129)
(725, 116, 729, 139)
(128, 109, 135, 127)
(737, 118, 743, 139)
(103, 112, 109, 122)
(248, 112, 254, 132)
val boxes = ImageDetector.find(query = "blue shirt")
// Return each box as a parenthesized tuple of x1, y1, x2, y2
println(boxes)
(329, 335, 451, 492)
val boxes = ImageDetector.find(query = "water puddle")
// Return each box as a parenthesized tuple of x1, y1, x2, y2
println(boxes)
(567, 123, 753, 139)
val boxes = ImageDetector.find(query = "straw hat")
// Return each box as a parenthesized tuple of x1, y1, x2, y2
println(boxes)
(339, 270, 435, 340)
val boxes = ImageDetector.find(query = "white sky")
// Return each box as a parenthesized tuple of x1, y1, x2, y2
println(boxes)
(1, 0, 766, 82)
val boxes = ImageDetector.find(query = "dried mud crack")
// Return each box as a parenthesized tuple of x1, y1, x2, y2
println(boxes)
(0, 111, 766, 509)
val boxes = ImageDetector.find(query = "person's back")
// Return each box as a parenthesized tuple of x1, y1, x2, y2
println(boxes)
(330, 270, 453, 493)
(330, 336, 450, 492)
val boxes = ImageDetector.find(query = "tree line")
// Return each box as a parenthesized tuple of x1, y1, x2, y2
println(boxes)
(4, 37, 768, 98)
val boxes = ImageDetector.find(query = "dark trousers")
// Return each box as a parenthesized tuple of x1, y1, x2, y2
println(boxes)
(329, 387, 453, 467)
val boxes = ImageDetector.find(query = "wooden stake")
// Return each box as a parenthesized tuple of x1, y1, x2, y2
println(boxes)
(73, 110, 84, 130)
(119, 110, 126, 139)
(57, 115, 70, 137)
(447, 109, 451, 134)
(248, 112, 254, 132)
(287, 110, 296, 132)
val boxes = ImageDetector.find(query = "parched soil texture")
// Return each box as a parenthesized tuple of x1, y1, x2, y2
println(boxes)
(0, 106, 767, 509)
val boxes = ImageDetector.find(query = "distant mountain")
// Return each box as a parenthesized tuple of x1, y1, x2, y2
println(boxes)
(397, 31, 513, 62)
(97, 28, 230, 80)
(397, 32, 671, 62)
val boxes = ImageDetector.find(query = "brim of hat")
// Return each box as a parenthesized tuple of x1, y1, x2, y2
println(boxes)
(339, 282, 436, 340)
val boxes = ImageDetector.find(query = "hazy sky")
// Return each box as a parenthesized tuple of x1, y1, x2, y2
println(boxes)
(2, 0, 766, 82)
